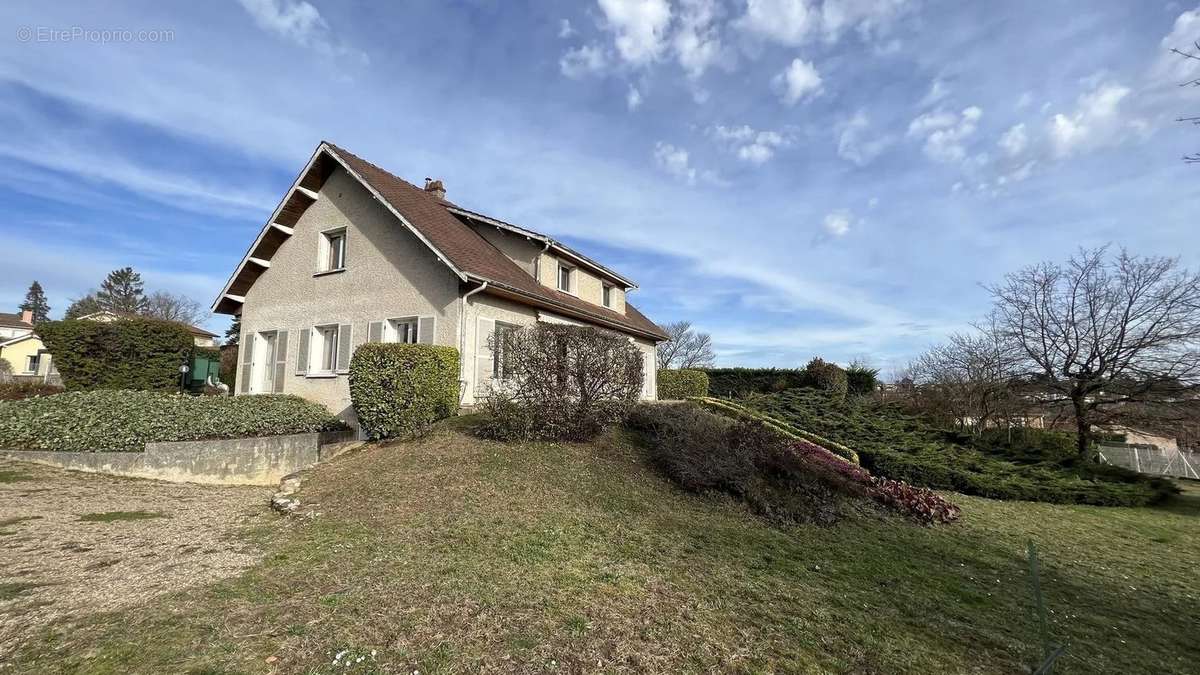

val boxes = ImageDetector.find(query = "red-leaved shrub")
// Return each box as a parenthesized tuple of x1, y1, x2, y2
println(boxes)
(871, 478, 962, 524)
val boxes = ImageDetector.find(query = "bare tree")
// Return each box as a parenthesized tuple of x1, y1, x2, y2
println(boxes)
(907, 323, 1022, 433)
(143, 291, 210, 327)
(656, 321, 716, 369)
(1171, 41, 1200, 162)
(986, 246, 1200, 456)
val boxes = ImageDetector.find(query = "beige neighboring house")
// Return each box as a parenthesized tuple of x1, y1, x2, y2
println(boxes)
(77, 311, 219, 347)
(0, 310, 54, 381)
(212, 141, 668, 423)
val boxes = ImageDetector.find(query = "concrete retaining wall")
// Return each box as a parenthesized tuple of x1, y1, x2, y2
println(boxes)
(0, 429, 360, 486)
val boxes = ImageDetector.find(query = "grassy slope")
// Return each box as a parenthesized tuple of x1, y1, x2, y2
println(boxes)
(8, 420, 1199, 674)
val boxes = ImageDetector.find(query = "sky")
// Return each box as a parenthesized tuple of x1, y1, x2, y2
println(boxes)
(2, 1, 1199, 373)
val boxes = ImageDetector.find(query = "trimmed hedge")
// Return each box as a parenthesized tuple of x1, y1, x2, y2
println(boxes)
(703, 367, 807, 397)
(0, 390, 347, 452)
(657, 369, 709, 400)
(37, 318, 195, 391)
(349, 343, 460, 440)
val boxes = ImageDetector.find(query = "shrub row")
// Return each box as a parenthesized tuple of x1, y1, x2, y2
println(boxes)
(0, 390, 347, 453)
(348, 343, 460, 440)
(693, 396, 860, 464)
(0, 381, 65, 401)
(656, 368, 709, 400)
(627, 403, 959, 525)
(738, 388, 1173, 506)
(703, 367, 807, 397)
(38, 318, 196, 391)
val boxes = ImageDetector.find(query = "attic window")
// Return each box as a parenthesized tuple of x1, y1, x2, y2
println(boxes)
(603, 284, 613, 308)
(320, 228, 346, 273)
(557, 264, 573, 293)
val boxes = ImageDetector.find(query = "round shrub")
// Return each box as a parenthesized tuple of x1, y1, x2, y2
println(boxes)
(803, 358, 848, 402)
(348, 343, 460, 440)
(656, 368, 709, 400)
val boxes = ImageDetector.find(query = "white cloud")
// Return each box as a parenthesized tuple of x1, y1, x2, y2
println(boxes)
(674, 0, 725, 78)
(709, 125, 791, 164)
(236, 0, 364, 62)
(908, 106, 982, 163)
(823, 210, 852, 237)
(560, 43, 608, 78)
(998, 123, 1027, 157)
(1047, 82, 1131, 157)
(736, 0, 817, 46)
(1149, 7, 1200, 89)
(653, 141, 697, 184)
(836, 110, 892, 166)
(558, 18, 575, 39)
(773, 58, 823, 105)
(819, 0, 912, 43)
(597, 0, 673, 66)
(627, 85, 643, 110)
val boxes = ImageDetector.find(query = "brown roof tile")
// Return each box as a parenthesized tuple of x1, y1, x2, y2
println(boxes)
(325, 143, 668, 341)
(0, 313, 33, 330)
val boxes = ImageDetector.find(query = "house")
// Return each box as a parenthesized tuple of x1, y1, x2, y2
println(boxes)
(0, 310, 54, 380)
(212, 141, 668, 423)
(77, 311, 220, 347)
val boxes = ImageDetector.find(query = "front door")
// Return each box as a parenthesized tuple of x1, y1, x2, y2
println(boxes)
(253, 331, 277, 394)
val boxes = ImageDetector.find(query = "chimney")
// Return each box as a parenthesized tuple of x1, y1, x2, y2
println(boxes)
(20, 309, 32, 325)
(424, 177, 446, 200)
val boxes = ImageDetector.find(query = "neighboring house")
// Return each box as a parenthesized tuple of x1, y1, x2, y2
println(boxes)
(77, 311, 219, 347)
(0, 310, 54, 380)
(212, 141, 668, 422)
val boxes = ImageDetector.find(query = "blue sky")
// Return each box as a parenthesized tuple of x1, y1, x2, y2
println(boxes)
(2, 1, 1199, 373)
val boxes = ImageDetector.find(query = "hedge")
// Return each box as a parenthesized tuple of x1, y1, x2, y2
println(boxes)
(692, 396, 860, 464)
(0, 390, 347, 452)
(657, 369, 709, 400)
(349, 343, 460, 440)
(703, 367, 807, 397)
(37, 318, 195, 391)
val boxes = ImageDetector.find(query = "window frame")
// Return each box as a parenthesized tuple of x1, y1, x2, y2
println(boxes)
(23, 354, 38, 374)
(317, 227, 347, 274)
(492, 321, 519, 380)
(557, 264, 574, 293)
(386, 317, 419, 344)
(309, 324, 340, 375)
(602, 284, 613, 308)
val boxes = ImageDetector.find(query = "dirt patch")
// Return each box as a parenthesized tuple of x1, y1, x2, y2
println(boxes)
(0, 458, 272, 653)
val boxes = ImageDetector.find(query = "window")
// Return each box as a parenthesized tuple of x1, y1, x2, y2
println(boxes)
(24, 355, 38, 374)
(387, 318, 418, 344)
(493, 321, 518, 379)
(311, 324, 340, 373)
(320, 229, 346, 272)
(603, 284, 613, 308)
(557, 264, 573, 293)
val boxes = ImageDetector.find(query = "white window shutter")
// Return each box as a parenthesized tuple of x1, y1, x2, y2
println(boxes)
(296, 328, 310, 375)
(240, 333, 254, 394)
(417, 316, 435, 344)
(273, 330, 289, 393)
(336, 323, 353, 373)
(475, 317, 495, 394)
(368, 321, 383, 343)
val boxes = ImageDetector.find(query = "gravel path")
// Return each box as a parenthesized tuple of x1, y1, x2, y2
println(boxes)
(0, 459, 272, 653)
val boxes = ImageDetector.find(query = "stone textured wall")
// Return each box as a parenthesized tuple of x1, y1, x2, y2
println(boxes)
(0, 430, 359, 486)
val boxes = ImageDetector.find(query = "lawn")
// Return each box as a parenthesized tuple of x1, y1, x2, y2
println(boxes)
(5, 420, 1198, 674)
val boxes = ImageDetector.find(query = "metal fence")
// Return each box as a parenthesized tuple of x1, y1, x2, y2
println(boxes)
(1097, 444, 1200, 479)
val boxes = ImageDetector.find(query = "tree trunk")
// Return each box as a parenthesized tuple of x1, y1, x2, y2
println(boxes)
(1072, 396, 1092, 458)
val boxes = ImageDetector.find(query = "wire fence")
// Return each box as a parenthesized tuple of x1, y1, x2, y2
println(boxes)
(1097, 444, 1200, 479)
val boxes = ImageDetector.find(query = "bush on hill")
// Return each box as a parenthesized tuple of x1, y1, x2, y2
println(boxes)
(627, 403, 960, 525)
(737, 388, 1173, 506)
(0, 390, 347, 452)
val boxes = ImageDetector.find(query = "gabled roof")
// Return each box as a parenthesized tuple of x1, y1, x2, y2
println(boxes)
(213, 142, 668, 342)
(0, 313, 33, 331)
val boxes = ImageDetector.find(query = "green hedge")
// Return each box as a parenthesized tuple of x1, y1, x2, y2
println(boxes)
(37, 318, 195, 391)
(703, 367, 807, 397)
(693, 396, 860, 464)
(349, 343, 460, 440)
(657, 369, 709, 400)
(0, 390, 347, 452)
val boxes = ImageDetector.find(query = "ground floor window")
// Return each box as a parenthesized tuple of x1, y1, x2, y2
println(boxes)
(311, 324, 339, 373)
(24, 355, 38, 374)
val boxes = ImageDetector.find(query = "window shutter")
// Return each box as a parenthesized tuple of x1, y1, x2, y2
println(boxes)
(239, 333, 254, 394)
(417, 316, 435, 344)
(336, 323, 352, 374)
(368, 321, 383, 343)
(474, 317, 495, 395)
(296, 328, 309, 375)
(273, 330, 289, 393)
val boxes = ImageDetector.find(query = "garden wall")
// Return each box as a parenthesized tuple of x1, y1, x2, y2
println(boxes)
(0, 429, 359, 486)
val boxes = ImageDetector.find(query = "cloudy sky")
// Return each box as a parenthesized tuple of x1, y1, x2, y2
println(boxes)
(2, 1, 1198, 372)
